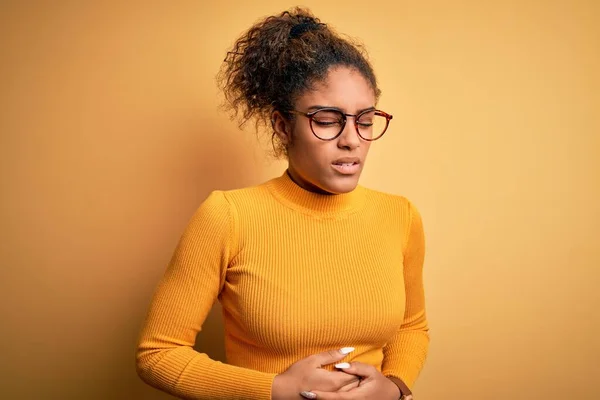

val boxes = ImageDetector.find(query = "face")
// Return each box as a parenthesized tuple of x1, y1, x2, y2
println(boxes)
(273, 66, 377, 194)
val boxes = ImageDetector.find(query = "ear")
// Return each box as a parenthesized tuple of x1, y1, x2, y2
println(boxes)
(271, 110, 292, 146)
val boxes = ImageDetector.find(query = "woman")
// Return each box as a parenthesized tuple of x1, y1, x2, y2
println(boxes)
(136, 7, 429, 400)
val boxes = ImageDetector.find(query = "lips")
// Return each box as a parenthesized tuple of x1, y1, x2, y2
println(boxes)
(332, 157, 360, 166)
(331, 157, 361, 175)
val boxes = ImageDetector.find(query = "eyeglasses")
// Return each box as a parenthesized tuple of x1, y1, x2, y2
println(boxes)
(290, 107, 393, 141)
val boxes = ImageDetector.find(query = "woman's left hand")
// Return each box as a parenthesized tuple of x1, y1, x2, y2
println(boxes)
(306, 362, 400, 399)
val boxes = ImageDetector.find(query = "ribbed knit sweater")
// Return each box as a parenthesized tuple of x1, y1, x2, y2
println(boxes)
(136, 171, 429, 399)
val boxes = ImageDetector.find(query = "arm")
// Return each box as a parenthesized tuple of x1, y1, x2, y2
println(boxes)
(135, 191, 276, 400)
(382, 200, 430, 390)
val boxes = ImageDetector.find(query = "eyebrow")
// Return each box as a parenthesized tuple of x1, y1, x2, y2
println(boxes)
(306, 105, 376, 113)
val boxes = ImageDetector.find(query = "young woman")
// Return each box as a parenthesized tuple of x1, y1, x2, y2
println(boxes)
(136, 8, 429, 400)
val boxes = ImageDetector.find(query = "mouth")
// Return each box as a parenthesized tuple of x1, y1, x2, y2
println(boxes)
(331, 158, 361, 175)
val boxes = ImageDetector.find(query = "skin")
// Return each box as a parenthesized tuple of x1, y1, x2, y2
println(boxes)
(270, 66, 402, 399)
(272, 66, 374, 195)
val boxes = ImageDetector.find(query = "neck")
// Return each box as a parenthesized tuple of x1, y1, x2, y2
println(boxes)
(266, 170, 366, 217)
(285, 169, 333, 195)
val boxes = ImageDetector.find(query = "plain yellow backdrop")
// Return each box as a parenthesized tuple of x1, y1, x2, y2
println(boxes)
(1, 1, 598, 399)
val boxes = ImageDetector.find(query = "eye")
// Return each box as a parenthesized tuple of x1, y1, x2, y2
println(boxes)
(357, 110, 375, 127)
(312, 110, 343, 126)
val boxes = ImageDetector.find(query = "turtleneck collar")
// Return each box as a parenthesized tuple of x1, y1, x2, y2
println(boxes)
(266, 170, 366, 217)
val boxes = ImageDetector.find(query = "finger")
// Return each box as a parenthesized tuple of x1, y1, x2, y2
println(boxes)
(313, 370, 359, 392)
(325, 369, 361, 391)
(300, 392, 317, 399)
(310, 390, 355, 400)
(326, 369, 360, 385)
(334, 361, 377, 378)
(310, 347, 355, 367)
(337, 378, 360, 392)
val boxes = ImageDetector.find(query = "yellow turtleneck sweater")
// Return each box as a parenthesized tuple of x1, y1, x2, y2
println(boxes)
(136, 171, 429, 399)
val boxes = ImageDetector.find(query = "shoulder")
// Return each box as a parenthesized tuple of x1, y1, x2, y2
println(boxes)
(219, 182, 271, 204)
(210, 181, 274, 217)
(194, 180, 274, 222)
(360, 185, 420, 215)
(186, 190, 233, 234)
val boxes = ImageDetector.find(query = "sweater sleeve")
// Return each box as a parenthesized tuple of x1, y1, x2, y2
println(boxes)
(135, 191, 276, 399)
(381, 200, 430, 389)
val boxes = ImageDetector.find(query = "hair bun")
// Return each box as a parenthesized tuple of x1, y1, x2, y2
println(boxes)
(289, 21, 326, 39)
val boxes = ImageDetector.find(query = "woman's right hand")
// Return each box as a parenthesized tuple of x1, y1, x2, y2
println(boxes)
(271, 348, 359, 400)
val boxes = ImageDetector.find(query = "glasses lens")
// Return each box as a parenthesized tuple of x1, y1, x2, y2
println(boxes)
(311, 110, 344, 140)
(356, 111, 389, 140)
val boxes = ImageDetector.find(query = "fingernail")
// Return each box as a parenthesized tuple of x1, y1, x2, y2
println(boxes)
(300, 391, 317, 399)
(339, 347, 355, 355)
(335, 362, 351, 369)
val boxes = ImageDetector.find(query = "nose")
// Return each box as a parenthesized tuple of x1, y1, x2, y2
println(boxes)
(337, 118, 361, 150)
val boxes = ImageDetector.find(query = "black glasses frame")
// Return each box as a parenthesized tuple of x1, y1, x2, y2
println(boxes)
(290, 107, 393, 141)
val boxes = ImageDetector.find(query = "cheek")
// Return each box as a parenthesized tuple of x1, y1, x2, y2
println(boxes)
(294, 122, 314, 142)
(290, 125, 321, 154)
(290, 136, 333, 170)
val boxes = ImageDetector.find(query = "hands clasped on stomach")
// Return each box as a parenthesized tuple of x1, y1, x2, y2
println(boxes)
(271, 347, 401, 400)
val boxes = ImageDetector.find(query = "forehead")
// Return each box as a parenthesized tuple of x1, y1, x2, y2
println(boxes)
(296, 66, 376, 111)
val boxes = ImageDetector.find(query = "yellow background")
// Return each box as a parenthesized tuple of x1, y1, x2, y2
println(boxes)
(1, 1, 598, 399)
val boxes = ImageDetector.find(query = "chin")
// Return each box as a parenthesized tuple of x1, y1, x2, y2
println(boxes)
(322, 174, 360, 194)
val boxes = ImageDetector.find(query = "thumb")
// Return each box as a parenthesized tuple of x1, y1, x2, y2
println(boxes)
(310, 347, 355, 367)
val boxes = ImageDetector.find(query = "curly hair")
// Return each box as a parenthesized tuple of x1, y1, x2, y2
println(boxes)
(217, 7, 381, 157)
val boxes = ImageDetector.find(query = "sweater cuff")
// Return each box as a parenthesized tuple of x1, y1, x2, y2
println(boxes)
(385, 375, 412, 398)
